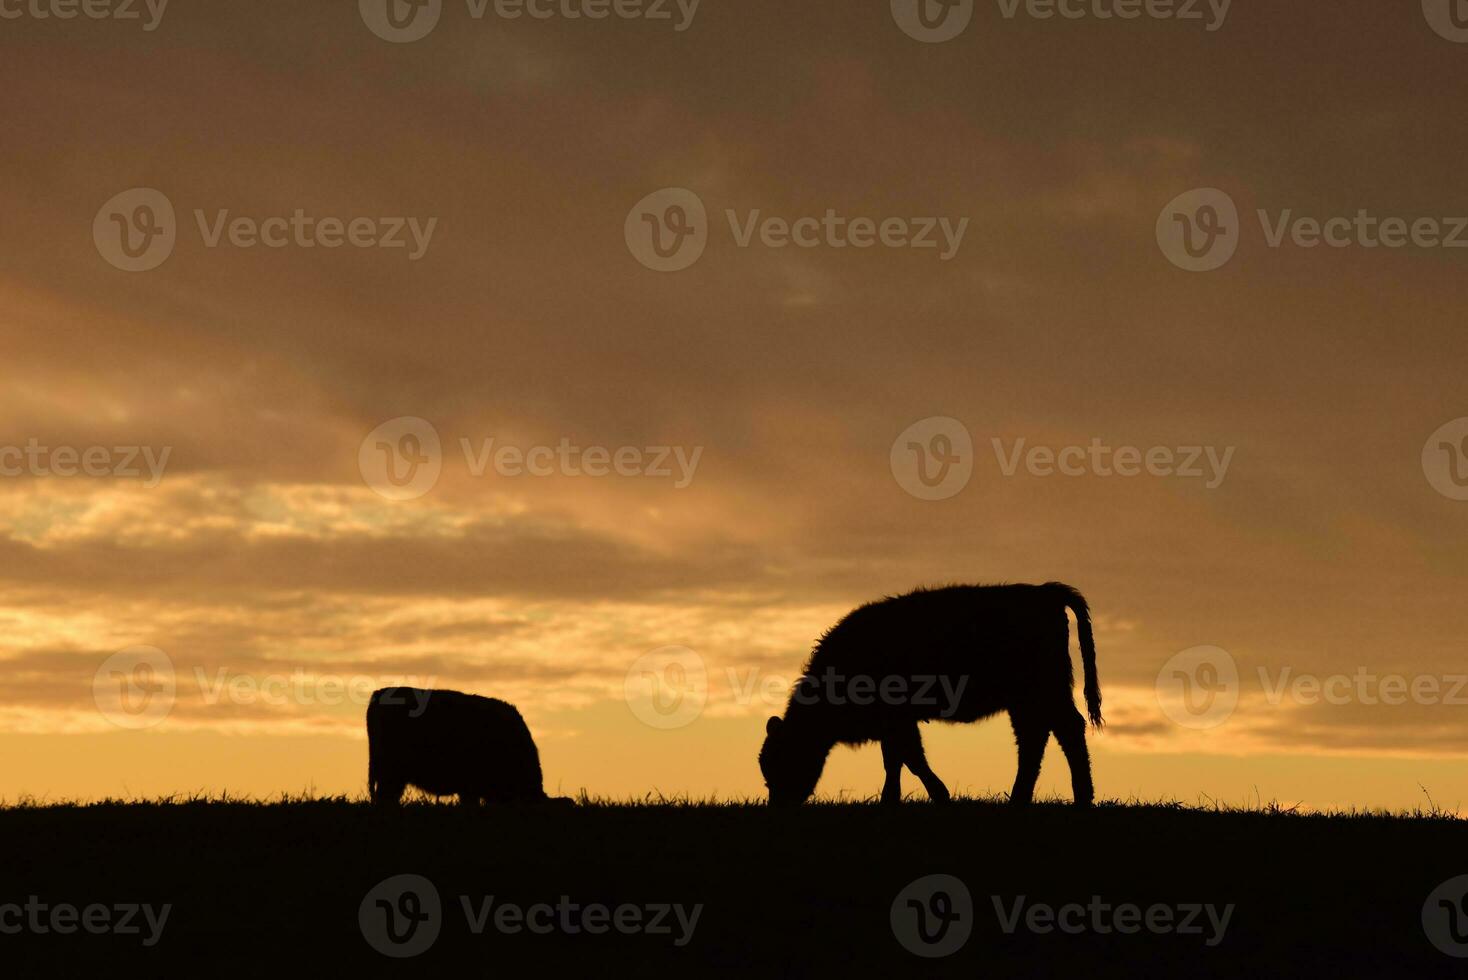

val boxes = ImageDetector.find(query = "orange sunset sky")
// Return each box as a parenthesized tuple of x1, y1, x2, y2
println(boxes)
(2, 0, 1467, 810)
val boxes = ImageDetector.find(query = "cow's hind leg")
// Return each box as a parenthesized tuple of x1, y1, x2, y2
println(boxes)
(1052, 704, 1094, 807)
(1008, 712, 1049, 806)
(879, 736, 904, 805)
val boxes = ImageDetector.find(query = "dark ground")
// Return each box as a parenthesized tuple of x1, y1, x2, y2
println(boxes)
(0, 796, 1462, 976)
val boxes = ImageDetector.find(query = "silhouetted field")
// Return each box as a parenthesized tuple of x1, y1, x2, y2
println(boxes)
(0, 795, 1461, 976)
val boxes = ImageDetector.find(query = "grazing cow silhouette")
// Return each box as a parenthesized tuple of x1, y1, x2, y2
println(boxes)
(367, 687, 550, 806)
(759, 583, 1102, 807)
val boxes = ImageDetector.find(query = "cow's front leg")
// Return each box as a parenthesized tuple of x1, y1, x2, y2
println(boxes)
(899, 724, 951, 804)
(907, 754, 951, 805)
(879, 736, 904, 805)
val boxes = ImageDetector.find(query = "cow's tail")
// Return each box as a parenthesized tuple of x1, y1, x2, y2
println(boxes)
(1049, 583, 1102, 728)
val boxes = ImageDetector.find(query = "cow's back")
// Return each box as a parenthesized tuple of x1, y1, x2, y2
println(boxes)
(807, 585, 1072, 723)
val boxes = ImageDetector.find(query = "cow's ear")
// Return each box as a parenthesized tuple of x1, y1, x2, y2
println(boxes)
(766, 716, 782, 736)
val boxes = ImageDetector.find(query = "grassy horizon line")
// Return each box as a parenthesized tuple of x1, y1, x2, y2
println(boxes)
(0, 789, 1459, 821)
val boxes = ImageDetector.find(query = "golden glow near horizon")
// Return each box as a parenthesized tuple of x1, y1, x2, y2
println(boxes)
(2, 1, 1467, 812)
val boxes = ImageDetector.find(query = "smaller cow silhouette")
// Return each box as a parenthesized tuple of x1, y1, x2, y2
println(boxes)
(759, 583, 1103, 807)
(367, 687, 556, 806)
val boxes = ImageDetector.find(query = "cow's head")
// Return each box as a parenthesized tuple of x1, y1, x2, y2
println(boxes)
(759, 715, 826, 806)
